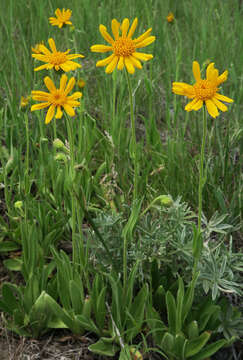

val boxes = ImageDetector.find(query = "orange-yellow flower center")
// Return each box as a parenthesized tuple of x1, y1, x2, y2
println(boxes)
(50, 90, 67, 106)
(193, 79, 218, 100)
(112, 37, 136, 57)
(48, 52, 67, 65)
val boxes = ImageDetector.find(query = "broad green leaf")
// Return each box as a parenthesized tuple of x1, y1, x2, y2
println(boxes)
(88, 338, 119, 357)
(187, 321, 199, 339)
(161, 332, 174, 353)
(69, 279, 84, 314)
(166, 291, 177, 335)
(174, 333, 187, 359)
(182, 272, 199, 323)
(189, 339, 227, 360)
(96, 286, 107, 330)
(185, 331, 211, 357)
(146, 305, 167, 345)
(176, 276, 184, 332)
(0, 241, 20, 252)
(2, 283, 21, 314)
(126, 284, 148, 342)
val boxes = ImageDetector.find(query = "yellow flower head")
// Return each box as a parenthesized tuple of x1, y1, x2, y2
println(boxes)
(32, 38, 84, 72)
(31, 74, 82, 124)
(172, 61, 234, 118)
(77, 78, 86, 88)
(90, 18, 156, 74)
(49, 8, 72, 28)
(31, 41, 44, 54)
(166, 12, 174, 23)
(20, 96, 30, 108)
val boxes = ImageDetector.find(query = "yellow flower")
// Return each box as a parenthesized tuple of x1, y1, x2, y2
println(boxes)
(166, 12, 174, 23)
(172, 61, 234, 118)
(20, 96, 30, 108)
(49, 8, 72, 28)
(31, 41, 44, 54)
(31, 74, 82, 124)
(90, 18, 155, 74)
(77, 78, 86, 88)
(32, 38, 84, 72)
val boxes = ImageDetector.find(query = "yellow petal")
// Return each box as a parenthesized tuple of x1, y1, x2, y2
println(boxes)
(105, 56, 118, 73)
(121, 18, 129, 38)
(124, 57, 135, 74)
(214, 93, 233, 103)
(67, 54, 85, 60)
(31, 102, 50, 111)
(64, 104, 75, 117)
(38, 44, 51, 55)
(133, 28, 152, 44)
(48, 38, 57, 53)
(117, 56, 124, 70)
(34, 64, 50, 71)
(31, 90, 49, 97)
(60, 74, 68, 91)
(44, 77, 56, 93)
(64, 77, 75, 95)
(99, 25, 114, 44)
(205, 99, 219, 118)
(90, 44, 113, 53)
(132, 52, 153, 61)
(45, 104, 56, 124)
(206, 63, 215, 80)
(217, 70, 228, 85)
(185, 98, 202, 112)
(96, 54, 115, 67)
(212, 98, 228, 112)
(129, 55, 142, 69)
(135, 36, 155, 48)
(68, 92, 82, 100)
(127, 18, 138, 38)
(32, 54, 49, 60)
(193, 61, 201, 82)
(66, 100, 80, 107)
(55, 106, 63, 119)
(111, 19, 120, 40)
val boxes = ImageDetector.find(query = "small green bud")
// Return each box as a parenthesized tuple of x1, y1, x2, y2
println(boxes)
(53, 138, 70, 153)
(14, 201, 23, 209)
(160, 195, 173, 207)
(54, 153, 68, 163)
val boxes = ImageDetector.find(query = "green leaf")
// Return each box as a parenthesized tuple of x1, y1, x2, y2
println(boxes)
(0, 241, 20, 252)
(1, 283, 21, 314)
(95, 286, 107, 330)
(174, 333, 187, 359)
(146, 305, 167, 345)
(187, 321, 199, 339)
(185, 331, 211, 357)
(182, 272, 199, 324)
(161, 332, 174, 353)
(69, 279, 84, 314)
(166, 291, 177, 334)
(176, 276, 184, 332)
(3, 258, 22, 271)
(126, 284, 148, 342)
(88, 338, 119, 357)
(189, 339, 227, 360)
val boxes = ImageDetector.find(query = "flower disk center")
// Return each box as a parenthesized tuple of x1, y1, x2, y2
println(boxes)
(112, 37, 135, 57)
(193, 80, 217, 100)
(49, 52, 67, 65)
(50, 90, 67, 106)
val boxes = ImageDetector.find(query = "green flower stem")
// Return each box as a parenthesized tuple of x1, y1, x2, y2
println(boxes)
(65, 115, 77, 267)
(123, 70, 140, 292)
(125, 68, 138, 202)
(198, 106, 207, 235)
(193, 106, 207, 275)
